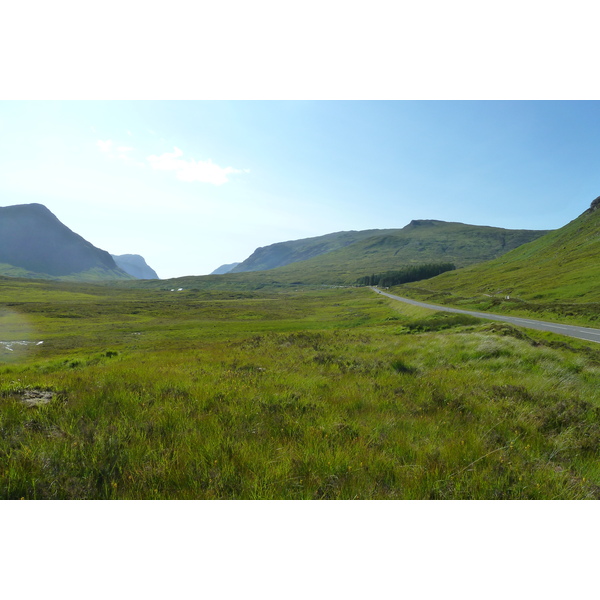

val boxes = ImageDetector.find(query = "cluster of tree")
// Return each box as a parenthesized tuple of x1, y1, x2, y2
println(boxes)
(356, 263, 456, 287)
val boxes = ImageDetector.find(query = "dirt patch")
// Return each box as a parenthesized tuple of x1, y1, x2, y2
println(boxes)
(18, 389, 56, 407)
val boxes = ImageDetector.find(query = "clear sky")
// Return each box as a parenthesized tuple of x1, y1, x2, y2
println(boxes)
(1, 100, 599, 279)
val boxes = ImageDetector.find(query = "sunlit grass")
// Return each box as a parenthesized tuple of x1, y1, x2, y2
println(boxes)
(1, 279, 599, 499)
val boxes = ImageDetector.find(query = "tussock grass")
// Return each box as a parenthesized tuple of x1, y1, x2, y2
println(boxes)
(1, 279, 599, 499)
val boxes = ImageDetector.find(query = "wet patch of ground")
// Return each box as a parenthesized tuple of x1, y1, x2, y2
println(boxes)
(0, 340, 43, 353)
(15, 389, 57, 407)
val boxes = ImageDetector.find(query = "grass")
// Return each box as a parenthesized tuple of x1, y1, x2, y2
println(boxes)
(1, 277, 599, 499)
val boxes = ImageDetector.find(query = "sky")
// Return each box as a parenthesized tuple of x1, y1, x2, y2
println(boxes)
(1, 100, 600, 279)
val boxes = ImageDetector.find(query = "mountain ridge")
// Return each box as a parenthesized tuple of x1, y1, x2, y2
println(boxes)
(231, 228, 392, 273)
(229, 220, 550, 284)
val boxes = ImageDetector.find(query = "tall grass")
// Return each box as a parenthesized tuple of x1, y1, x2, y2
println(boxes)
(1, 282, 599, 499)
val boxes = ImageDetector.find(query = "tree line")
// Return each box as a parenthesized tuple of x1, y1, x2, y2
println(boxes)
(355, 263, 456, 287)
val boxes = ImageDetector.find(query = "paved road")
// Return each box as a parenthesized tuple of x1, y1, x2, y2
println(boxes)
(371, 287, 600, 345)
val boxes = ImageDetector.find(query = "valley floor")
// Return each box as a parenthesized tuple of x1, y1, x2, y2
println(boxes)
(1, 282, 599, 499)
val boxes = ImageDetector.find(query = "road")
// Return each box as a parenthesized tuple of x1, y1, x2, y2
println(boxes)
(371, 287, 600, 345)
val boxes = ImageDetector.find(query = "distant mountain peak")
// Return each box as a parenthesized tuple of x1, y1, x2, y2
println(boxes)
(211, 262, 241, 275)
(0, 203, 132, 281)
(111, 254, 159, 279)
(5, 202, 57, 218)
(15, 202, 51, 210)
(405, 219, 448, 228)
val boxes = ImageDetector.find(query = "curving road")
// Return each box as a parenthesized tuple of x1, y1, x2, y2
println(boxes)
(371, 287, 600, 345)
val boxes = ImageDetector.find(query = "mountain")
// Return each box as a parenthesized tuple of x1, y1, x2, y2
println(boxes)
(0, 203, 133, 281)
(394, 197, 600, 312)
(211, 262, 241, 275)
(130, 219, 551, 292)
(232, 229, 393, 273)
(230, 220, 549, 284)
(112, 254, 159, 279)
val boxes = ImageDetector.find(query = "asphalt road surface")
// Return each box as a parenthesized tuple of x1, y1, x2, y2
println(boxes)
(371, 287, 600, 345)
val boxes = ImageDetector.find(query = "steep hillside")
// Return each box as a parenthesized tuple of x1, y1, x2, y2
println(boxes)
(394, 198, 600, 321)
(0, 204, 132, 281)
(112, 254, 159, 279)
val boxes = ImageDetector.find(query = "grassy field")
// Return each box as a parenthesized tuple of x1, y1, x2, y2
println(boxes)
(1, 277, 599, 499)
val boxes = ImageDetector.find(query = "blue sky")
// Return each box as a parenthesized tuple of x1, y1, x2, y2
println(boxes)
(1, 100, 599, 279)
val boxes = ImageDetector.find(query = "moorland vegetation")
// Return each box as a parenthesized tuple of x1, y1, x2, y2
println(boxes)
(1, 277, 599, 499)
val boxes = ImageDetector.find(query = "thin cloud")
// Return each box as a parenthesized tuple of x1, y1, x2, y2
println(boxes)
(117, 146, 136, 162)
(96, 140, 146, 168)
(147, 147, 249, 185)
(97, 140, 136, 162)
(97, 140, 112, 152)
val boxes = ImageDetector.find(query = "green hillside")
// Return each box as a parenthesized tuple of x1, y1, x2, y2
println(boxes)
(394, 198, 600, 323)
(232, 229, 394, 272)
(203, 220, 547, 287)
(0, 263, 137, 283)
(286, 220, 547, 282)
(123, 221, 548, 292)
(225, 220, 546, 285)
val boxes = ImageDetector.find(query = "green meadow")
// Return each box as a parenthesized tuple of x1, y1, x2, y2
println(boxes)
(1, 278, 599, 499)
